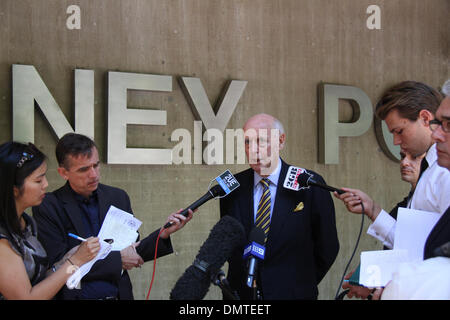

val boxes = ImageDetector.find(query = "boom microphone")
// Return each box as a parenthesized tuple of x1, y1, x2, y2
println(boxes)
(282, 165, 344, 194)
(164, 170, 240, 228)
(170, 215, 246, 300)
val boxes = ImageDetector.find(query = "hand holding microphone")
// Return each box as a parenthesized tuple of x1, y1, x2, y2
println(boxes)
(332, 187, 381, 221)
(163, 170, 240, 229)
(159, 208, 195, 239)
(286, 166, 381, 221)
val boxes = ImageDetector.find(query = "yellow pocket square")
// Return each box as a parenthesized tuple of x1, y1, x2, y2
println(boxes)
(294, 202, 304, 212)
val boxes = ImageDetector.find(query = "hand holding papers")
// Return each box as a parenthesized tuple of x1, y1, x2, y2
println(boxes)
(66, 206, 143, 289)
(66, 239, 112, 289)
(359, 207, 441, 288)
(360, 249, 410, 287)
(97, 205, 142, 251)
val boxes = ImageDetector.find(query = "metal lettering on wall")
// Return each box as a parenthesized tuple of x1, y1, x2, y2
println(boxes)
(107, 71, 172, 164)
(179, 77, 247, 165)
(11, 64, 249, 165)
(12, 64, 399, 165)
(12, 65, 94, 142)
(318, 83, 400, 164)
(180, 77, 247, 132)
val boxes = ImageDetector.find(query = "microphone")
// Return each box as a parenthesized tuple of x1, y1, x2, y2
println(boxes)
(243, 227, 266, 288)
(433, 242, 450, 258)
(211, 270, 239, 300)
(164, 170, 240, 228)
(170, 215, 246, 300)
(282, 165, 344, 194)
(298, 172, 345, 194)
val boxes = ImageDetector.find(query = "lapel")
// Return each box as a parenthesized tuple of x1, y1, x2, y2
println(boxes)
(58, 183, 89, 238)
(266, 160, 297, 248)
(426, 205, 450, 250)
(238, 169, 255, 236)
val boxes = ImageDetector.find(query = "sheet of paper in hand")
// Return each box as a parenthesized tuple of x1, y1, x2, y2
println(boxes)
(97, 205, 142, 251)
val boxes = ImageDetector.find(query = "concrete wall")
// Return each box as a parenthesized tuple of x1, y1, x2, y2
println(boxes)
(0, 0, 448, 299)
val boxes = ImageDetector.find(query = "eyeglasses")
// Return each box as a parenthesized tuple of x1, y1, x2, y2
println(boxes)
(429, 119, 450, 133)
(17, 152, 34, 168)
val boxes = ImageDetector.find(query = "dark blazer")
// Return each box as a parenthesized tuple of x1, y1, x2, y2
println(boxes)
(32, 182, 173, 300)
(424, 205, 450, 259)
(220, 160, 339, 300)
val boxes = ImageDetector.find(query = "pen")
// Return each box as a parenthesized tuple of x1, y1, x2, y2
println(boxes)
(68, 233, 87, 242)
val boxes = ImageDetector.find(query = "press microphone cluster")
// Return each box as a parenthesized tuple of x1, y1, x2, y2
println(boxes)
(170, 215, 246, 300)
(164, 170, 240, 228)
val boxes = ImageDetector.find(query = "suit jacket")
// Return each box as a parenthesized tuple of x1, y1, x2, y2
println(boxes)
(220, 160, 339, 300)
(424, 205, 450, 259)
(32, 182, 173, 300)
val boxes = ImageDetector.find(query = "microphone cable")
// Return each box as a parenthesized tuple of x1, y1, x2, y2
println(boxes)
(334, 201, 365, 300)
(145, 227, 164, 300)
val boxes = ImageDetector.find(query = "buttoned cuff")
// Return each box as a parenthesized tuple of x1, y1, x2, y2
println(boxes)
(367, 209, 396, 249)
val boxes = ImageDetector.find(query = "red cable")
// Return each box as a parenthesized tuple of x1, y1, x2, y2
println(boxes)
(146, 227, 164, 300)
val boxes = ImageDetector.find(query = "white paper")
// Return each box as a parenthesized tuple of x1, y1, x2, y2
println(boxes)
(394, 207, 441, 261)
(360, 207, 442, 288)
(97, 205, 142, 251)
(66, 240, 112, 289)
(360, 249, 410, 288)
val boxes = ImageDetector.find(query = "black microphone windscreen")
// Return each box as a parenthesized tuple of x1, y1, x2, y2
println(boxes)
(297, 172, 310, 188)
(195, 215, 246, 274)
(170, 215, 246, 300)
(170, 265, 210, 300)
(210, 184, 227, 197)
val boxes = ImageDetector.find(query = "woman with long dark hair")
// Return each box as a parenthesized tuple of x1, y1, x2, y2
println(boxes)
(0, 141, 100, 299)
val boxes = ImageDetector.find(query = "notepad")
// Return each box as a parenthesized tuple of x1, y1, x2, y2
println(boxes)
(97, 205, 142, 251)
(359, 207, 441, 288)
(66, 240, 112, 289)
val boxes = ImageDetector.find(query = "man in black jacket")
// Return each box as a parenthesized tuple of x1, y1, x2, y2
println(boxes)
(33, 133, 191, 300)
(220, 113, 339, 300)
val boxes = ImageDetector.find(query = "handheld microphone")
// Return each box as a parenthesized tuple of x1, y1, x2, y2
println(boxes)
(433, 242, 450, 258)
(298, 172, 345, 194)
(170, 215, 246, 300)
(164, 170, 240, 228)
(243, 227, 266, 288)
(282, 165, 344, 194)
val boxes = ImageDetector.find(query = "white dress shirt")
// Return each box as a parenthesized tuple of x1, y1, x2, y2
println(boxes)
(367, 143, 450, 249)
(253, 159, 282, 223)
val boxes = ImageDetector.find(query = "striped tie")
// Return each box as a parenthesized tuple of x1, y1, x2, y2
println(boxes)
(255, 178, 271, 243)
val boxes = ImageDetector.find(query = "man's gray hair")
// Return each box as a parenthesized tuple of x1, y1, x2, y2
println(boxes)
(273, 118, 285, 135)
(442, 79, 450, 97)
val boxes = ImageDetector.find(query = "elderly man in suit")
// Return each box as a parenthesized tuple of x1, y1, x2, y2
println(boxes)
(33, 133, 191, 300)
(220, 113, 339, 300)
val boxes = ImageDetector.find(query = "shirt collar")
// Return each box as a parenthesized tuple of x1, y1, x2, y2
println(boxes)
(253, 158, 282, 188)
(425, 143, 438, 167)
(67, 183, 98, 204)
